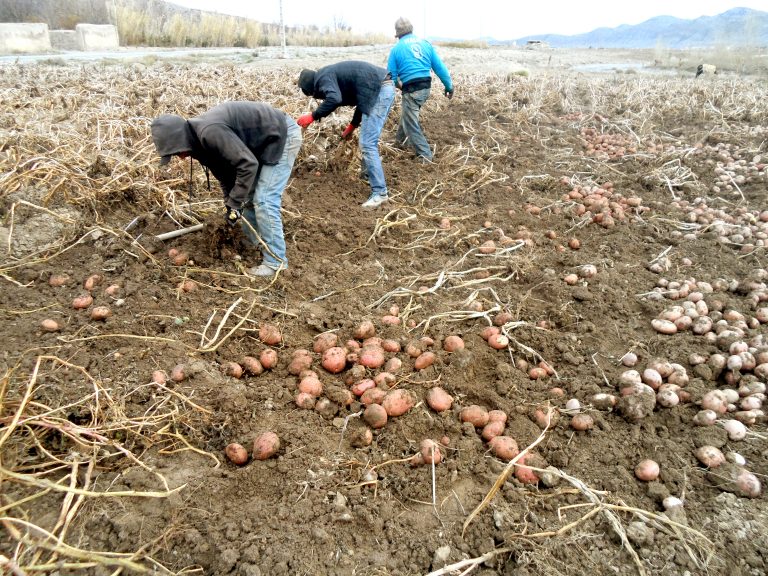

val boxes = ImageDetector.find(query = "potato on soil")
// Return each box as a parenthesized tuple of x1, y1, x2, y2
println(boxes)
(420, 439, 442, 464)
(298, 375, 323, 396)
(259, 349, 278, 369)
(313, 332, 338, 353)
(363, 404, 388, 429)
(222, 361, 243, 378)
(481, 420, 505, 441)
(83, 274, 102, 291)
(359, 345, 385, 369)
(487, 334, 509, 350)
(322, 346, 347, 373)
(72, 294, 94, 310)
(252, 431, 280, 460)
(460, 405, 489, 427)
(151, 370, 167, 384)
(515, 452, 546, 484)
(414, 351, 436, 370)
(295, 392, 316, 409)
(488, 436, 519, 461)
(360, 387, 387, 405)
(350, 378, 375, 396)
(288, 350, 313, 375)
(258, 323, 282, 346)
(225, 443, 249, 465)
(48, 274, 69, 287)
(90, 306, 111, 321)
(353, 320, 376, 340)
(170, 364, 186, 382)
(382, 389, 416, 417)
(242, 356, 264, 376)
(40, 318, 61, 332)
(426, 387, 453, 412)
(443, 335, 465, 352)
(488, 409, 507, 423)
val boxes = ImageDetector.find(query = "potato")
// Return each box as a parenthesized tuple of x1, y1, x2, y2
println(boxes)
(259, 349, 278, 369)
(225, 443, 249, 465)
(344, 364, 366, 385)
(493, 311, 514, 326)
(351, 378, 375, 396)
(48, 274, 69, 287)
(481, 420, 505, 441)
(313, 332, 338, 353)
(171, 252, 189, 266)
(487, 409, 508, 424)
(40, 318, 61, 332)
(72, 294, 94, 310)
(252, 431, 280, 460)
(420, 439, 442, 464)
(178, 280, 196, 292)
(362, 336, 383, 348)
(381, 315, 401, 326)
(363, 403, 388, 429)
(460, 405, 489, 427)
(382, 389, 416, 417)
(373, 371, 396, 387)
(382, 339, 401, 353)
(570, 413, 594, 431)
(258, 323, 282, 346)
(152, 370, 167, 385)
(353, 320, 376, 340)
(83, 274, 102, 291)
(90, 306, 111, 321)
(634, 459, 660, 481)
(384, 357, 402, 373)
(345, 339, 361, 352)
(426, 387, 453, 412)
(359, 345, 385, 369)
(222, 361, 243, 379)
(170, 364, 186, 382)
(414, 351, 436, 370)
(360, 387, 387, 405)
(298, 375, 323, 397)
(443, 335, 465, 352)
(489, 436, 519, 461)
(514, 452, 545, 484)
(295, 392, 316, 409)
(321, 346, 347, 373)
(104, 284, 121, 297)
(487, 334, 509, 350)
(480, 326, 500, 340)
(242, 356, 264, 376)
(288, 350, 313, 375)
(405, 341, 422, 358)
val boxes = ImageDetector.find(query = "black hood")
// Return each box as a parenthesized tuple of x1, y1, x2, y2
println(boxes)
(298, 69, 316, 96)
(150, 114, 194, 164)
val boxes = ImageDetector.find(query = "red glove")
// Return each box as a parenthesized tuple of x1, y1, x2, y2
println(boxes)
(341, 123, 357, 140)
(297, 114, 314, 128)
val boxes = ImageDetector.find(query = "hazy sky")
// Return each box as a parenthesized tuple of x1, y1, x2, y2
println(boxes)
(167, 0, 768, 39)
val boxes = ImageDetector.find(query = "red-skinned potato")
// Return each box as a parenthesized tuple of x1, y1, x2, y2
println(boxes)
(260, 349, 278, 369)
(480, 326, 500, 340)
(40, 318, 61, 332)
(252, 432, 280, 460)
(90, 306, 111, 321)
(363, 404, 388, 429)
(83, 274, 102, 291)
(420, 439, 442, 464)
(488, 410, 507, 423)
(488, 334, 509, 350)
(351, 378, 376, 396)
(385, 357, 402, 373)
(634, 459, 660, 481)
(353, 320, 376, 340)
(405, 341, 422, 358)
(242, 356, 264, 376)
(225, 443, 249, 465)
(170, 364, 186, 382)
(489, 436, 519, 461)
(104, 284, 120, 297)
(73, 294, 93, 310)
(414, 351, 436, 370)
(381, 315, 401, 326)
(359, 345, 386, 369)
(258, 323, 282, 346)
(49, 274, 69, 287)
(481, 420, 505, 441)
(171, 252, 189, 266)
(360, 387, 387, 405)
(222, 361, 243, 379)
(288, 351, 313, 375)
(382, 339, 401, 353)
(493, 311, 514, 326)
(295, 392, 316, 409)
(374, 372, 396, 387)
(460, 405, 489, 427)
(382, 389, 416, 417)
(152, 370, 167, 385)
(313, 332, 338, 353)
(426, 387, 453, 412)
(514, 452, 544, 484)
(322, 346, 347, 373)
(298, 375, 323, 397)
(443, 335, 465, 352)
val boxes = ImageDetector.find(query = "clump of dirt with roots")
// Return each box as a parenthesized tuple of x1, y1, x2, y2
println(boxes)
(0, 49, 766, 576)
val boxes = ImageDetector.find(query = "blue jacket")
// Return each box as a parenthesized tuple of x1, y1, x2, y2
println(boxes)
(387, 34, 452, 92)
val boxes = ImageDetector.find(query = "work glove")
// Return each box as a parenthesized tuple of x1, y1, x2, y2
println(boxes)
(445, 87, 454, 99)
(341, 123, 357, 140)
(297, 114, 314, 128)
(225, 207, 241, 227)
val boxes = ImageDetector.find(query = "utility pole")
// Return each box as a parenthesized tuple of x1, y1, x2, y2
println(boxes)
(279, 0, 287, 58)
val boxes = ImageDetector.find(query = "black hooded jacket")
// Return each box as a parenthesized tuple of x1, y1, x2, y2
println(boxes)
(151, 102, 287, 209)
(302, 61, 388, 127)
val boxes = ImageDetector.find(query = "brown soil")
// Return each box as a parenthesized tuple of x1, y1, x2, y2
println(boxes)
(0, 48, 766, 576)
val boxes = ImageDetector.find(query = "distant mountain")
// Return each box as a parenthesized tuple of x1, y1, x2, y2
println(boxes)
(511, 7, 768, 49)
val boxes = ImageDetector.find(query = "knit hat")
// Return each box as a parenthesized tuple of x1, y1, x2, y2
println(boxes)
(394, 17, 413, 38)
(298, 69, 316, 96)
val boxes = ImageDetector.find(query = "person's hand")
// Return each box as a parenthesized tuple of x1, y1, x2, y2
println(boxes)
(445, 87, 454, 99)
(297, 114, 314, 128)
(341, 123, 356, 140)
(225, 207, 241, 227)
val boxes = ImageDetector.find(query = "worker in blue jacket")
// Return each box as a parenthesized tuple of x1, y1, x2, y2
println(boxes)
(387, 17, 454, 162)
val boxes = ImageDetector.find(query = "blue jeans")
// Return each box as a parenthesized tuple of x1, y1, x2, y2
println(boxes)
(241, 116, 301, 268)
(359, 81, 395, 198)
(396, 87, 432, 160)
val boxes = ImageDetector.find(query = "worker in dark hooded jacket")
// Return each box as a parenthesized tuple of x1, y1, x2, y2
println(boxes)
(296, 61, 395, 209)
(150, 101, 301, 277)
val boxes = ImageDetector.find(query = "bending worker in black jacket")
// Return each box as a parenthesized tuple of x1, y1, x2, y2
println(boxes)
(151, 101, 301, 277)
(297, 61, 395, 209)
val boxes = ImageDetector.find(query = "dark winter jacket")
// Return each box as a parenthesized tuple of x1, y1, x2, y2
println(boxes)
(304, 61, 389, 127)
(150, 101, 287, 209)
